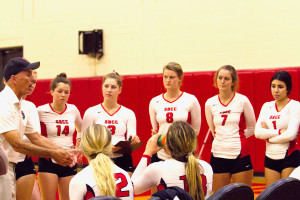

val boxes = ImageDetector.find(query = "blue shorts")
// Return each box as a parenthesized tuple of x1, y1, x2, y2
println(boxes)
(265, 150, 300, 173)
(210, 154, 253, 174)
(15, 156, 36, 180)
(38, 158, 77, 177)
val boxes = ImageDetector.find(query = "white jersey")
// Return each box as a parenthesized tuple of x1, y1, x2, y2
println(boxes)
(132, 156, 213, 200)
(205, 93, 256, 159)
(81, 104, 136, 145)
(149, 92, 201, 159)
(37, 103, 82, 149)
(69, 164, 134, 200)
(290, 166, 300, 180)
(0, 86, 36, 163)
(18, 100, 41, 162)
(255, 100, 300, 159)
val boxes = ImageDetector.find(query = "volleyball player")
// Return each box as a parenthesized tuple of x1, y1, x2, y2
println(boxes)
(37, 73, 82, 200)
(69, 124, 134, 200)
(132, 121, 213, 200)
(81, 72, 139, 174)
(255, 71, 300, 186)
(149, 62, 201, 162)
(15, 70, 41, 200)
(205, 65, 256, 192)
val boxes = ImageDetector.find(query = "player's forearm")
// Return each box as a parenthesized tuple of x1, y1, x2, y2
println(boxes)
(30, 134, 62, 150)
(13, 140, 53, 158)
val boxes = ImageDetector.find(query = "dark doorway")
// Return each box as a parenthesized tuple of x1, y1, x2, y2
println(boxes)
(0, 47, 23, 91)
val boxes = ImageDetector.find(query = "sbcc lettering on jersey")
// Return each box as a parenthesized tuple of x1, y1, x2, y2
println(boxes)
(164, 107, 177, 111)
(269, 115, 280, 119)
(220, 110, 231, 114)
(105, 120, 118, 124)
(56, 120, 69, 124)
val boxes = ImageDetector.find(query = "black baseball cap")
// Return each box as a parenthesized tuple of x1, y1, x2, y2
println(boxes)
(3, 57, 40, 81)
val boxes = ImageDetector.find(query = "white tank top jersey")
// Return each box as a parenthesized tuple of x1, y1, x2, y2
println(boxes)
(132, 156, 213, 199)
(37, 103, 82, 150)
(69, 164, 134, 200)
(81, 104, 136, 145)
(18, 100, 41, 162)
(255, 99, 300, 159)
(205, 93, 256, 159)
(149, 92, 201, 160)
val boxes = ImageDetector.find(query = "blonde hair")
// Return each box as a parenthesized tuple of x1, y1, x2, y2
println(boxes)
(166, 121, 204, 200)
(80, 124, 116, 196)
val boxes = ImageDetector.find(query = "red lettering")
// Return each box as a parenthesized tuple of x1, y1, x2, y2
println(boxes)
(105, 120, 118, 124)
(164, 107, 177, 111)
(56, 120, 69, 124)
(269, 115, 280, 119)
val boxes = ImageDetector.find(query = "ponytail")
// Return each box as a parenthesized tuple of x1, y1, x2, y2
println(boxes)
(90, 153, 116, 196)
(185, 154, 204, 200)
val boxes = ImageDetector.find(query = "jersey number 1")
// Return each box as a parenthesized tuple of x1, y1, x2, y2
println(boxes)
(56, 125, 69, 136)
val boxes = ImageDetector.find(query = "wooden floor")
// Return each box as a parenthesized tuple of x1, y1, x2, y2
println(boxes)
(134, 176, 266, 200)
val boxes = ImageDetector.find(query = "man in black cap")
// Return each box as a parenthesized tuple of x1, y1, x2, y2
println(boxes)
(0, 57, 75, 200)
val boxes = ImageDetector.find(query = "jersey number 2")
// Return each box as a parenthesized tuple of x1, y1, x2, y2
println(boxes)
(166, 112, 174, 123)
(56, 125, 69, 136)
(115, 173, 130, 197)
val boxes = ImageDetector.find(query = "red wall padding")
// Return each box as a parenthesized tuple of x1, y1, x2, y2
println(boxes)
(26, 67, 300, 172)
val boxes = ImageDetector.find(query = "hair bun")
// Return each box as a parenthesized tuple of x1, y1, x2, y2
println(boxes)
(57, 72, 67, 78)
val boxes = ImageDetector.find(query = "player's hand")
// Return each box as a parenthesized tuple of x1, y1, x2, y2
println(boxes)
(130, 135, 140, 144)
(280, 129, 287, 135)
(144, 133, 163, 156)
(261, 121, 268, 129)
(112, 145, 122, 153)
(67, 148, 80, 167)
(51, 149, 73, 167)
(151, 129, 158, 136)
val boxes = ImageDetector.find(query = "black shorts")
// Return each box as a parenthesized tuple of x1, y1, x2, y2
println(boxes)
(112, 154, 133, 172)
(15, 156, 36, 180)
(210, 154, 253, 174)
(265, 150, 300, 173)
(38, 158, 77, 177)
(150, 153, 163, 164)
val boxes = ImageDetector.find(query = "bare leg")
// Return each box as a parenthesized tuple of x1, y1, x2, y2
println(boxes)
(16, 174, 35, 200)
(282, 167, 295, 178)
(213, 173, 231, 193)
(31, 179, 41, 200)
(232, 169, 253, 187)
(38, 172, 58, 200)
(265, 168, 281, 187)
(58, 175, 74, 200)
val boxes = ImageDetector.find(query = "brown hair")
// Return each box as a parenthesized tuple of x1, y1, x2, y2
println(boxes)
(103, 72, 122, 87)
(166, 121, 204, 200)
(213, 65, 239, 91)
(50, 72, 71, 91)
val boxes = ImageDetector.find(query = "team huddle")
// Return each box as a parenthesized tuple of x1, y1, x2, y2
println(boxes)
(0, 58, 299, 200)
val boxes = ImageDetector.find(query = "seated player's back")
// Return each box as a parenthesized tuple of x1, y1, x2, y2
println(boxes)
(69, 164, 134, 200)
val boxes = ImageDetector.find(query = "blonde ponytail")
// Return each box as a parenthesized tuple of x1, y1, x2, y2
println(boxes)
(90, 153, 116, 196)
(186, 154, 204, 200)
(80, 124, 117, 196)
